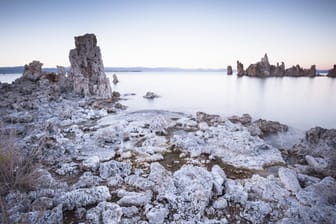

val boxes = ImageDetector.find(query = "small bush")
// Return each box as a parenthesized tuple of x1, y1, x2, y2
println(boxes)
(0, 130, 41, 196)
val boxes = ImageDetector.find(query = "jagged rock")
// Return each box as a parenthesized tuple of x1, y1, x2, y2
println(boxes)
(69, 33, 112, 98)
(224, 179, 248, 204)
(237, 60, 245, 76)
(196, 111, 223, 126)
(58, 186, 111, 210)
(285, 64, 316, 77)
(227, 65, 233, 75)
(86, 202, 122, 224)
(211, 165, 226, 196)
(23, 60, 43, 81)
(112, 73, 119, 84)
(305, 155, 328, 171)
(278, 167, 301, 193)
(143, 91, 159, 99)
(327, 64, 336, 77)
(246, 54, 271, 77)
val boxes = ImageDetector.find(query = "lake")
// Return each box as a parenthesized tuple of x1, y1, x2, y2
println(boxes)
(1, 72, 336, 130)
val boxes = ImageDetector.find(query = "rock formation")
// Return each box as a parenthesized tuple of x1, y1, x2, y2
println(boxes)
(23, 60, 43, 81)
(241, 54, 316, 77)
(327, 65, 336, 77)
(69, 33, 112, 98)
(112, 73, 119, 84)
(237, 61, 245, 76)
(227, 65, 233, 75)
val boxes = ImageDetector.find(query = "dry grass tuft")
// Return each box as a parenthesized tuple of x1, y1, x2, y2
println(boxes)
(0, 129, 41, 196)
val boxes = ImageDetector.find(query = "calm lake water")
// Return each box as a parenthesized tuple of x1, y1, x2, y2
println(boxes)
(1, 72, 335, 130)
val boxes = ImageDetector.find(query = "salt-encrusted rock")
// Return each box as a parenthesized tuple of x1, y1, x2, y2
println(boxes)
(69, 33, 112, 98)
(143, 91, 159, 99)
(278, 168, 301, 193)
(86, 201, 122, 224)
(327, 64, 336, 77)
(146, 205, 169, 224)
(124, 175, 155, 190)
(122, 206, 139, 218)
(117, 190, 153, 206)
(148, 162, 177, 202)
(296, 177, 336, 223)
(23, 60, 43, 81)
(224, 179, 248, 204)
(227, 65, 233, 75)
(196, 112, 223, 126)
(305, 155, 328, 171)
(212, 197, 228, 209)
(211, 165, 226, 195)
(242, 201, 272, 223)
(82, 156, 100, 171)
(112, 73, 119, 84)
(18, 204, 63, 224)
(59, 186, 111, 210)
(237, 60, 245, 76)
(173, 165, 214, 217)
(172, 121, 284, 170)
(72, 172, 103, 189)
(99, 160, 131, 179)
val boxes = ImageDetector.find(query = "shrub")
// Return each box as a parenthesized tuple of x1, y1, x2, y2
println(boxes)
(0, 130, 41, 196)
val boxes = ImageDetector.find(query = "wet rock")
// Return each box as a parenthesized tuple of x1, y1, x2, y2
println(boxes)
(228, 113, 252, 126)
(59, 186, 111, 210)
(236, 60, 245, 76)
(252, 119, 288, 137)
(86, 201, 122, 224)
(69, 33, 112, 98)
(23, 60, 43, 81)
(196, 112, 223, 126)
(117, 190, 153, 206)
(146, 205, 169, 224)
(327, 64, 336, 77)
(227, 65, 233, 75)
(143, 91, 159, 99)
(99, 160, 131, 179)
(278, 167, 301, 193)
(112, 73, 119, 84)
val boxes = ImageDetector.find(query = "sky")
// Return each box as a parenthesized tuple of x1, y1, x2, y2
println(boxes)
(0, 0, 335, 69)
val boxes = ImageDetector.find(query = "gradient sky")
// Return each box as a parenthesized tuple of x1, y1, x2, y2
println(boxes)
(0, 0, 335, 69)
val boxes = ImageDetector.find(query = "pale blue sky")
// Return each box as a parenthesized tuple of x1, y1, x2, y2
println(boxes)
(0, 0, 335, 69)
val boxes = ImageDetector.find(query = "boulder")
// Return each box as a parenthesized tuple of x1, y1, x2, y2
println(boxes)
(228, 113, 252, 126)
(69, 33, 112, 98)
(278, 167, 301, 193)
(112, 73, 119, 84)
(86, 202, 122, 224)
(23, 61, 43, 81)
(143, 91, 159, 99)
(327, 64, 336, 77)
(227, 65, 233, 75)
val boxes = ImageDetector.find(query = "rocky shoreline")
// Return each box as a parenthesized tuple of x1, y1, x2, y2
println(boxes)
(0, 34, 335, 224)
